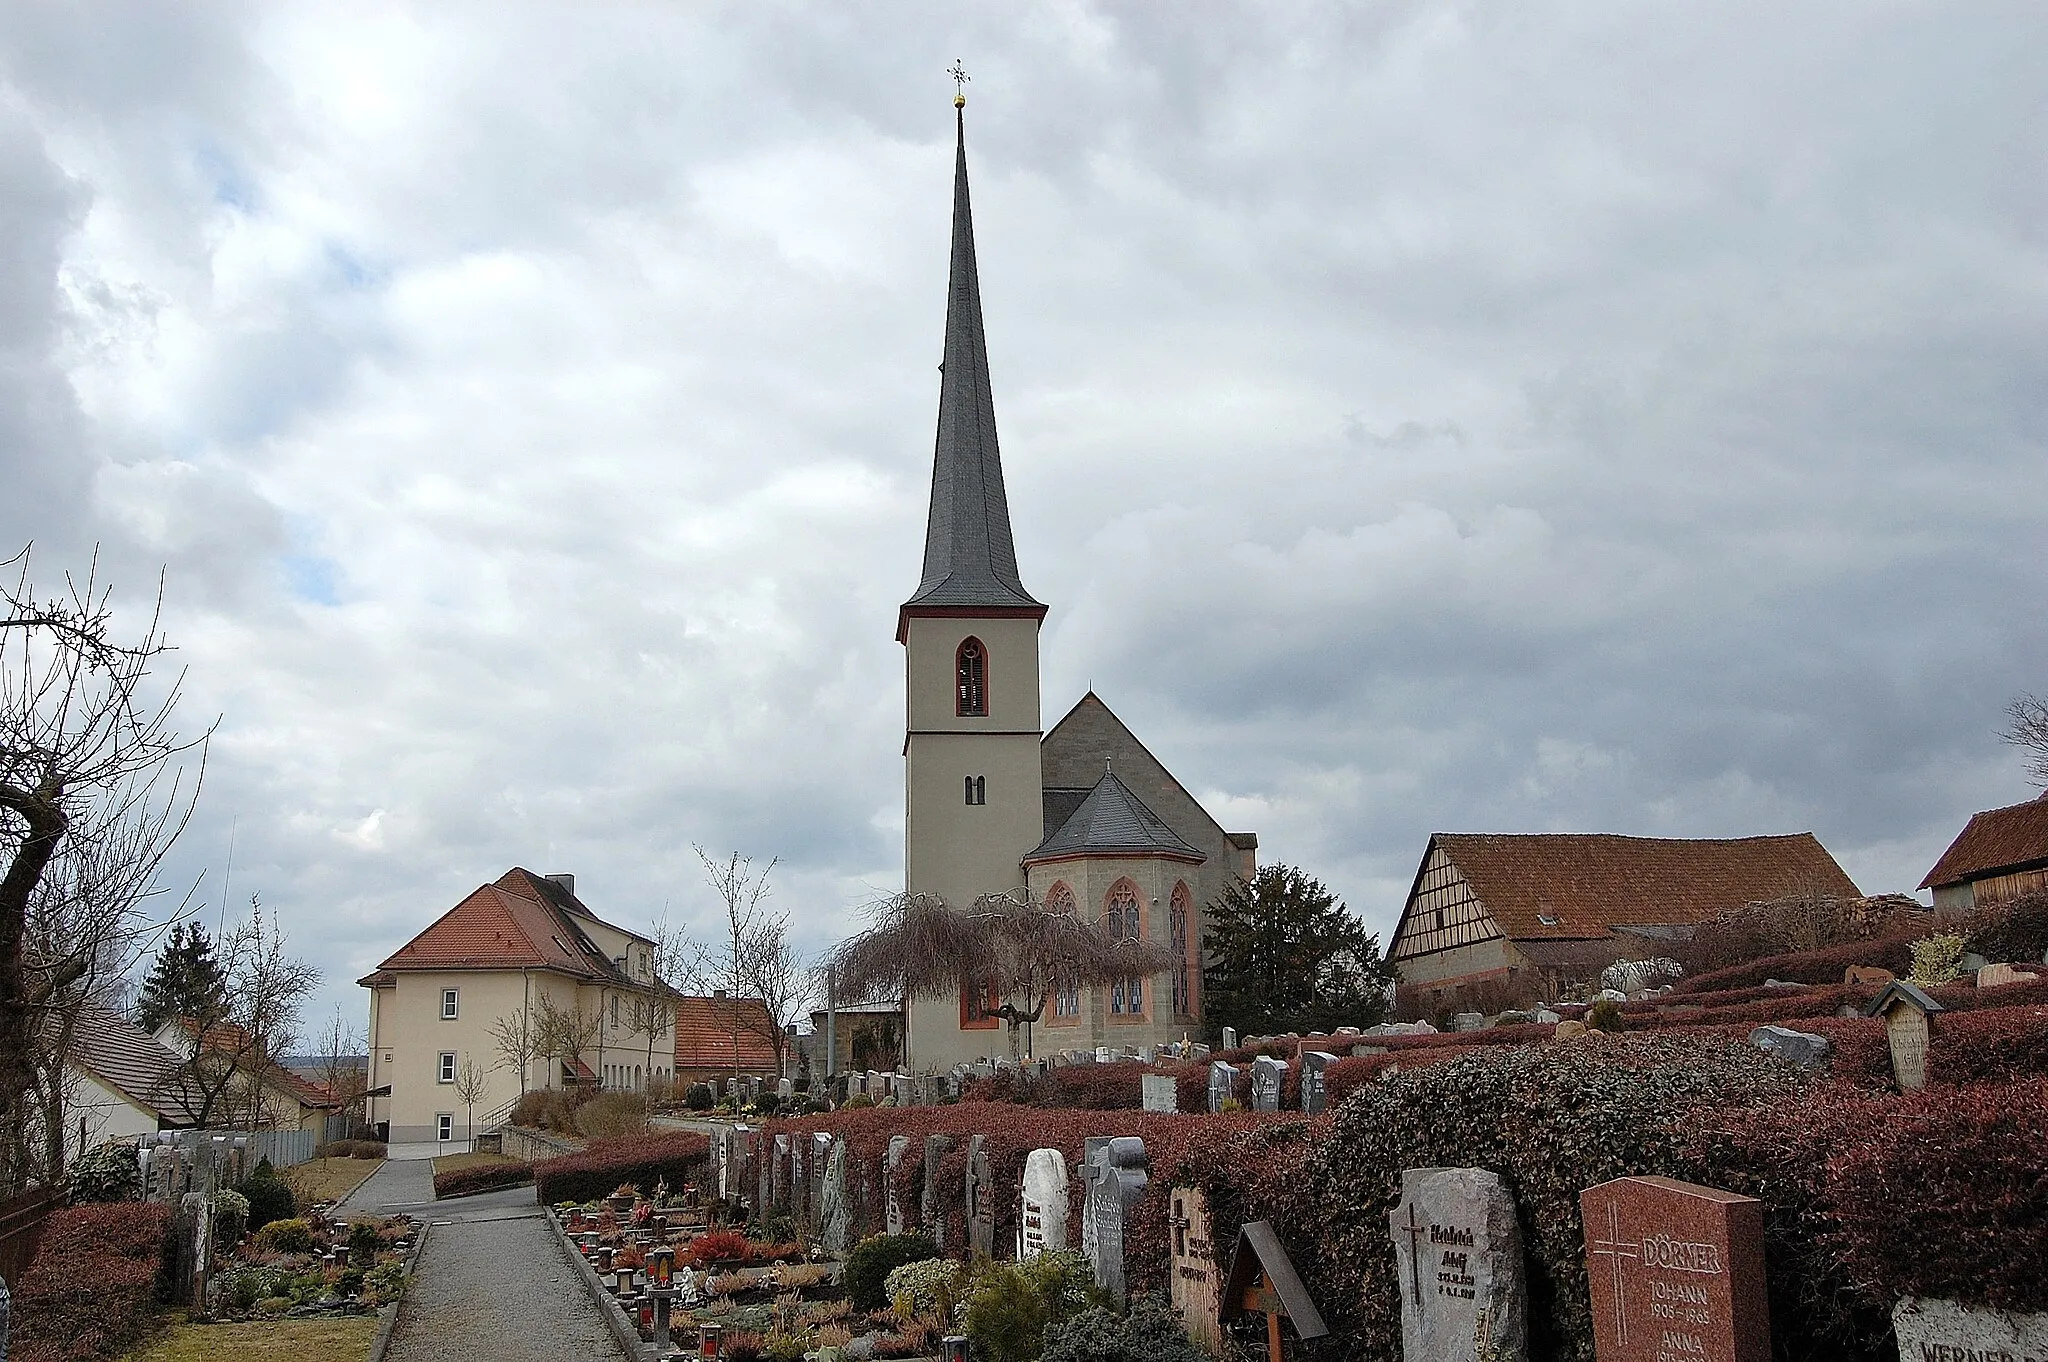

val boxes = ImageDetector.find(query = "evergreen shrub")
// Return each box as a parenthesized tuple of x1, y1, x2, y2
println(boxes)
(238, 1159, 297, 1232)
(844, 1232, 937, 1312)
(65, 1141, 139, 1202)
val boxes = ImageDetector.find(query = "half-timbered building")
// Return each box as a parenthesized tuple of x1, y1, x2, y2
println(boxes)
(1388, 831, 1860, 1006)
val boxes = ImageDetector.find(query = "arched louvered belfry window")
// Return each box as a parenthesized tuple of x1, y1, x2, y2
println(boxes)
(956, 637, 987, 716)
(1106, 881, 1145, 1016)
(1170, 881, 1195, 1018)
(1047, 883, 1080, 1020)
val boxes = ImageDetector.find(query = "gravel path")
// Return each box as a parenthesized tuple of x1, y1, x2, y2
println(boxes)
(382, 1209, 631, 1362)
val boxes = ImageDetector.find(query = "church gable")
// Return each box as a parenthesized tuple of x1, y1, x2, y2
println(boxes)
(1040, 693, 1251, 877)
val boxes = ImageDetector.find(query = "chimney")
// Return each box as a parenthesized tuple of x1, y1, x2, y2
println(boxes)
(545, 873, 575, 896)
(714, 989, 728, 1000)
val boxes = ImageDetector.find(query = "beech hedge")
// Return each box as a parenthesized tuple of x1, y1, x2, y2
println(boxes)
(533, 1130, 710, 1203)
(433, 1159, 536, 1199)
(9, 1203, 172, 1362)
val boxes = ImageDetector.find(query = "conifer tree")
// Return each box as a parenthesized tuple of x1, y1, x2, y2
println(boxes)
(1200, 865, 1397, 1039)
(134, 922, 227, 1032)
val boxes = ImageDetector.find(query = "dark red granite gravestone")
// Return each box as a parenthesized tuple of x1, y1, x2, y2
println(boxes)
(1581, 1175, 1769, 1362)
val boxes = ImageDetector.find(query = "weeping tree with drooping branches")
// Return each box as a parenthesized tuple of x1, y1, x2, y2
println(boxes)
(829, 891, 1179, 1064)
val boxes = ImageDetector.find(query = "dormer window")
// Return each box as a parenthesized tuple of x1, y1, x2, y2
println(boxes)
(956, 638, 987, 716)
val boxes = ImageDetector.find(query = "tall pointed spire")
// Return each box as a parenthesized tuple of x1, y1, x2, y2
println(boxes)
(901, 102, 1042, 625)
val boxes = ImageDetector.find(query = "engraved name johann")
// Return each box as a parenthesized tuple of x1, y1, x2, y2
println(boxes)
(1592, 1201, 1729, 1362)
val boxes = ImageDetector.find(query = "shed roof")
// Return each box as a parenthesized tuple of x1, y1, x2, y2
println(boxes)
(73, 1006, 204, 1126)
(1433, 832, 1860, 941)
(1919, 795, 2048, 889)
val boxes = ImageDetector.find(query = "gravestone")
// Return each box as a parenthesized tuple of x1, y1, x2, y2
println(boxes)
(1209, 1062, 1237, 1113)
(1251, 1056, 1287, 1112)
(1019, 1148, 1070, 1257)
(1892, 1297, 2048, 1361)
(1169, 1185, 1224, 1355)
(789, 1135, 807, 1222)
(1580, 1175, 1769, 1362)
(1390, 1167, 1528, 1362)
(811, 1132, 833, 1225)
(734, 1127, 756, 1211)
(1748, 1025, 1831, 1072)
(1299, 1051, 1338, 1114)
(771, 1134, 789, 1212)
(1454, 1012, 1486, 1032)
(1138, 1046, 1156, 1064)
(966, 1136, 996, 1259)
(866, 1069, 883, 1097)
(1977, 962, 2026, 989)
(1862, 981, 1944, 1091)
(1535, 1009, 1562, 1025)
(1222, 1027, 1238, 1050)
(885, 1136, 910, 1235)
(758, 1133, 773, 1214)
(1142, 1073, 1179, 1113)
(1186, 1042, 1210, 1060)
(1095, 1047, 1115, 1064)
(1554, 1019, 1590, 1040)
(819, 1138, 851, 1253)
(1079, 1137, 1148, 1304)
(922, 1134, 954, 1254)
(777, 1077, 794, 1102)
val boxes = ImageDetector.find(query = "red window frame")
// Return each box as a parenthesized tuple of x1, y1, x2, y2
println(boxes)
(959, 979, 1002, 1029)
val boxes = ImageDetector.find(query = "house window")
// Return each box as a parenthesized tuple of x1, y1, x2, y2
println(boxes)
(438, 1052, 456, 1083)
(956, 638, 987, 716)
(1170, 881, 1195, 1018)
(1106, 882, 1145, 1016)
(441, 988, 459, 1020)
(964, 775, 986, 806)
(437, 1113, 453, 1142)
(959, 979, 1002, 1030)
(611, 995, 620, 1028)
(1047, 883, 1080, 1020)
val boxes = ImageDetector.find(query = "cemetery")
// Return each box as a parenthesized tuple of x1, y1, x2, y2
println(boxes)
(486, 892, 2048, 1362)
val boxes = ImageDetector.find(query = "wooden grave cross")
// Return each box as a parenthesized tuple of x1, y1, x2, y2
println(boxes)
(1222, 1220, 1328, 1362)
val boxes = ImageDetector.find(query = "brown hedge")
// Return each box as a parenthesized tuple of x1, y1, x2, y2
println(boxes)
(533, 1130, 710, 1203)
(433, 1159, 536, 1199)
(9, 1203, 171, 1362)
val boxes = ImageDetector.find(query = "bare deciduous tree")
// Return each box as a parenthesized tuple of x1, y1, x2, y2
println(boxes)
(166, 901, 319, 1130)
(452, 1057, 490, 1146)
(314, 1006, 369, 1140)
(1, 548, 210, 1192)
(534, 993, 601, 1083)
(830, 890, 1178, 1062)
(488, 1005, 542, 1097)
(2003, 692, 2048, 788)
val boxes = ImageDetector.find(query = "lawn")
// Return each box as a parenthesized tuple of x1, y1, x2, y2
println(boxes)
(430, 1150, 520, 1176)
(281, 1157, 383, 1206)
(124, 1315, 378, 1362)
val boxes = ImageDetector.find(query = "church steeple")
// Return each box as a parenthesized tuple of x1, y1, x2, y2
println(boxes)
(900, 103, 1042, 637)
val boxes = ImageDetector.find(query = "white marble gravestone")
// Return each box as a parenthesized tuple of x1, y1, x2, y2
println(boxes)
(1019, 1148, 1070, 1257)
(1141, 1073, 1179, 1113)
(885, 1135, 910, 1235)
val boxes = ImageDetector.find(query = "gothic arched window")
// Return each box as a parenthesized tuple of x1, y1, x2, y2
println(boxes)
(1106, 881, 1145, 1016)
(1170, 881, 1195, 1018)
(956, 637, 987, 716)
(1047, 883, 1080, 1020)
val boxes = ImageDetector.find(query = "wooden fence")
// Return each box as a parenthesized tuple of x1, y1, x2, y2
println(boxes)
(0, 1184, 62, 1290)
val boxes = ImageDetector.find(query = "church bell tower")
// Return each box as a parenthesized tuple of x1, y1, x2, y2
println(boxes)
(898, 96, 1047, 1067)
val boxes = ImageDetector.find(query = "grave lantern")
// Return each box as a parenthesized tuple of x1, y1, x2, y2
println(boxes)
(942, 1336, 970, 1362)
(1221, 1220, 1328, 1362)
(1861, 979, 1945, 1091)
(698, 1322, 723, 1359)
(649, 1247, 676, 1287)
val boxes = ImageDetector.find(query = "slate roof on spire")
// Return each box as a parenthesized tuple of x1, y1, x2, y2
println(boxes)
(902, 107, 1041, 618)
(1025, 769, 1205, 864)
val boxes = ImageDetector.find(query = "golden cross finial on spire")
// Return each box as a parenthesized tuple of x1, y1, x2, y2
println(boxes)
(949, 60, 970, 107)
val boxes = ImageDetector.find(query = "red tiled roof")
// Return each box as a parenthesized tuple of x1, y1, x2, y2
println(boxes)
(1435, 832, 1861, 941)
(375, 878, 613, 980)
(1920, 796, 2048, 889)
(675, 995, 780, 1072)
(163, 1016, 338, 1110)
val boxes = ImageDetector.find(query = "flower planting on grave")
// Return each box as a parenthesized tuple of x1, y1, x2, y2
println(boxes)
(213, 1210, 416, 1319)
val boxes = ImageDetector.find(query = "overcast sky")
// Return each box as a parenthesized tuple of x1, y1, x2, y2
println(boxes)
(5, 3, 2044, 1036)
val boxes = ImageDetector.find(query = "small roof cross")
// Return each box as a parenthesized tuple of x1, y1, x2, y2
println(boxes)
(949, 60, 971, 106)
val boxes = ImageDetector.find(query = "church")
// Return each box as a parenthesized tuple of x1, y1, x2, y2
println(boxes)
(897, 100, 1257, 1070)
